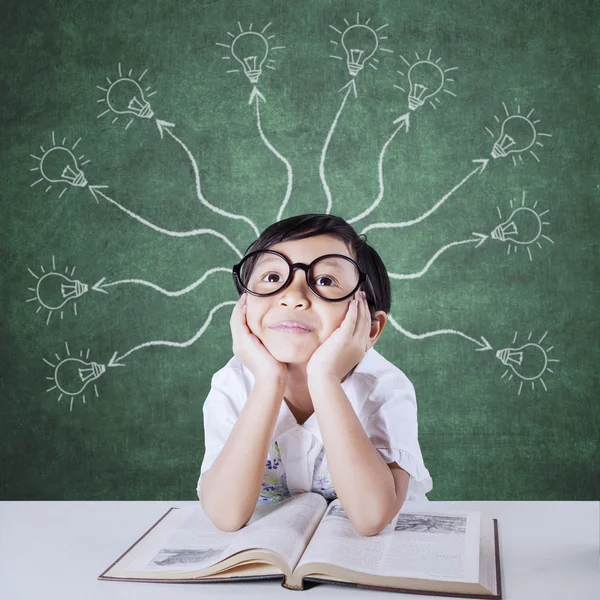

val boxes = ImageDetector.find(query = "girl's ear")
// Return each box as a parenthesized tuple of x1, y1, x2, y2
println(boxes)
(369, 311, 387, 344)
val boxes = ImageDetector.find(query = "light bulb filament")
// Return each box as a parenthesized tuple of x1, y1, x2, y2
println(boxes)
(412, 84, 428, 102)
(243, 56, 258, 71)
(349, 48, 364, 65)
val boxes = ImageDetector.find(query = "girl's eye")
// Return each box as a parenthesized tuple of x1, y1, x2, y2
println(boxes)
(313, 275, 337, 287)
(261, 271, 283, 283)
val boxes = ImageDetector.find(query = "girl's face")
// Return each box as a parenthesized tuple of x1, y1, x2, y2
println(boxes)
(245, 234, 365, 366)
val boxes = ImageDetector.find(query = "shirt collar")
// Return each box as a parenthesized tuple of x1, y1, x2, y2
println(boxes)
(270, 361, 367, 444)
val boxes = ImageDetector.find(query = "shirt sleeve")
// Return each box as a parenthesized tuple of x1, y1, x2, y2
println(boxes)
(364, 375, 433, 500)
(196, 363, 243, 499)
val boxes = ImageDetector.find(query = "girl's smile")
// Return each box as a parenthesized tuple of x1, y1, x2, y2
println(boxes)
(269, 321, 314, 333)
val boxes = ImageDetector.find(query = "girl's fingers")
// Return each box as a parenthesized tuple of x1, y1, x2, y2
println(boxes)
(363, 294, 372, 342)
(353, 293, 362, 335)
(344, 295, 359, 331)
(355, 291, 370, 344)
(239, 294, 249, 324)
(341, 293, 360, 339)
(231, 293, 247, 327)
(339, 299, 352, 336)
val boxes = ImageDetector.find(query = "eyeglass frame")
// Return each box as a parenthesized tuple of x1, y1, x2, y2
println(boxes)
(232, 249, 376, 303)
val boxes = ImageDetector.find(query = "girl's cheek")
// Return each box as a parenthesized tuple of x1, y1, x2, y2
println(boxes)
(333, 304, 350, 327)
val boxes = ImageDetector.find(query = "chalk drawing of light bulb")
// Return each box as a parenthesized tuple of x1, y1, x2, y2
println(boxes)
(106, 77, 154, 119)
(39, 146, 87, 188)
(395, 51, 457, 110)
(497, 343, 546, 380)
(492, 207, 542, 245)
(491, 115, 536, 159)
(341, 24, 379, 76)
(486, 102, 551, 166)
(45, 343, 106, 411)
(27, 261, 89, 325)
(217, 23, 284, 83)
(407, 61, 444, 110)
(97, 64, 156, 130)
(328, 15, 392, 77)
(231, 31, 269, 83)
(492, 191, 553, 260)
(55, 358, 105, 396)
(38, 274, 86, 309)
(497, 331, 558, 394)
(31, 133, 90, 198)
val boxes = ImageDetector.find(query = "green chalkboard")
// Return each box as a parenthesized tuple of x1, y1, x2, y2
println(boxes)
(1, 0, 598, 501)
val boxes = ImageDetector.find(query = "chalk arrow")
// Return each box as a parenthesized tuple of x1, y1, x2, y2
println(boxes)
(321, 80, 358, 213)
(387, 316, 494, 352)
(107, 300, 238, 366)
(475, 337, 493, 352)
(347, 115, 411, 224)
(392, 112, 410, 131)
(249, 86, 266, 105)
(92, 277, 110, 294)
(87, 186, 243, 257)
(90, 268, 232, 298)
(472, 232, 489, 248)
(88, 185, 108, 203)
(107, 351, 126, 368)
(360, 158, 491, 234)
(388, 233, 490, 280)
(251, 88, 293, 222)
(153, 119, 259, 237)
(155, 119, 175, 139)
(473, 158, 489, 174)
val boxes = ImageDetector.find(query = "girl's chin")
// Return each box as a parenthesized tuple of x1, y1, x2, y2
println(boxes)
(265, 344, 315, 364)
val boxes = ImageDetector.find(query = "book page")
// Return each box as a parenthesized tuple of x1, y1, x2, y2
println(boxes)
(297, 502, 481, 583)
(123, 493, 327, 575)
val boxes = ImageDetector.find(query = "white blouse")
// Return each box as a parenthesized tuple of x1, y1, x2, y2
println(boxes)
(197, 348, 433, 504)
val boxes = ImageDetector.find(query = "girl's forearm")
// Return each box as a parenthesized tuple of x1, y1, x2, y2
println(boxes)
(308, 377, 399, 536)
(199, 377, 285, 531)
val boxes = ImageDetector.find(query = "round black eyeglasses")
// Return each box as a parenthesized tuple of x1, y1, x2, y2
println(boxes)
(232, 249, 375, 303)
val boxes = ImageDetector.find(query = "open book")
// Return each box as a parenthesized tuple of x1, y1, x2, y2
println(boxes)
(99, 493, 502, 598)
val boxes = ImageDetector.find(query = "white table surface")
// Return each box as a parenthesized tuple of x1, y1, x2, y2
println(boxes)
(0, 500, 598, 600)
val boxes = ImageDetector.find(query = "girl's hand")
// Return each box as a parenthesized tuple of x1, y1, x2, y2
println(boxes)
(230, 293, 288, 384)
(306, 290, 371, 383)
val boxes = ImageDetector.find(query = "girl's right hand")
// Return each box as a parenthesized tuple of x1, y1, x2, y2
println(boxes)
(230, 293, 288, 384)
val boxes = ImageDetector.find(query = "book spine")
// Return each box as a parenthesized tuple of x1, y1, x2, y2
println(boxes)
(281, 576, 304, 591)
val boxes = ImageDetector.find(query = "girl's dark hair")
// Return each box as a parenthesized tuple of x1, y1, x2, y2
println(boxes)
(235, 213, 391, 319)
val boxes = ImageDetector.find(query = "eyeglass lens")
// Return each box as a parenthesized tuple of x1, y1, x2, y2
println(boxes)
(240, 252, 360, 300)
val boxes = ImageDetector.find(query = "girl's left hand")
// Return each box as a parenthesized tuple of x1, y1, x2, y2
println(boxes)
(306, 290, 371, 383)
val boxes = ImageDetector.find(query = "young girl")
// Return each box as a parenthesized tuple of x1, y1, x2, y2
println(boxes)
(197, 214, 432, 536)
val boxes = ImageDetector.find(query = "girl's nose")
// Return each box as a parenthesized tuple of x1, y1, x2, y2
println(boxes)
(279, 270, 310, 305)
